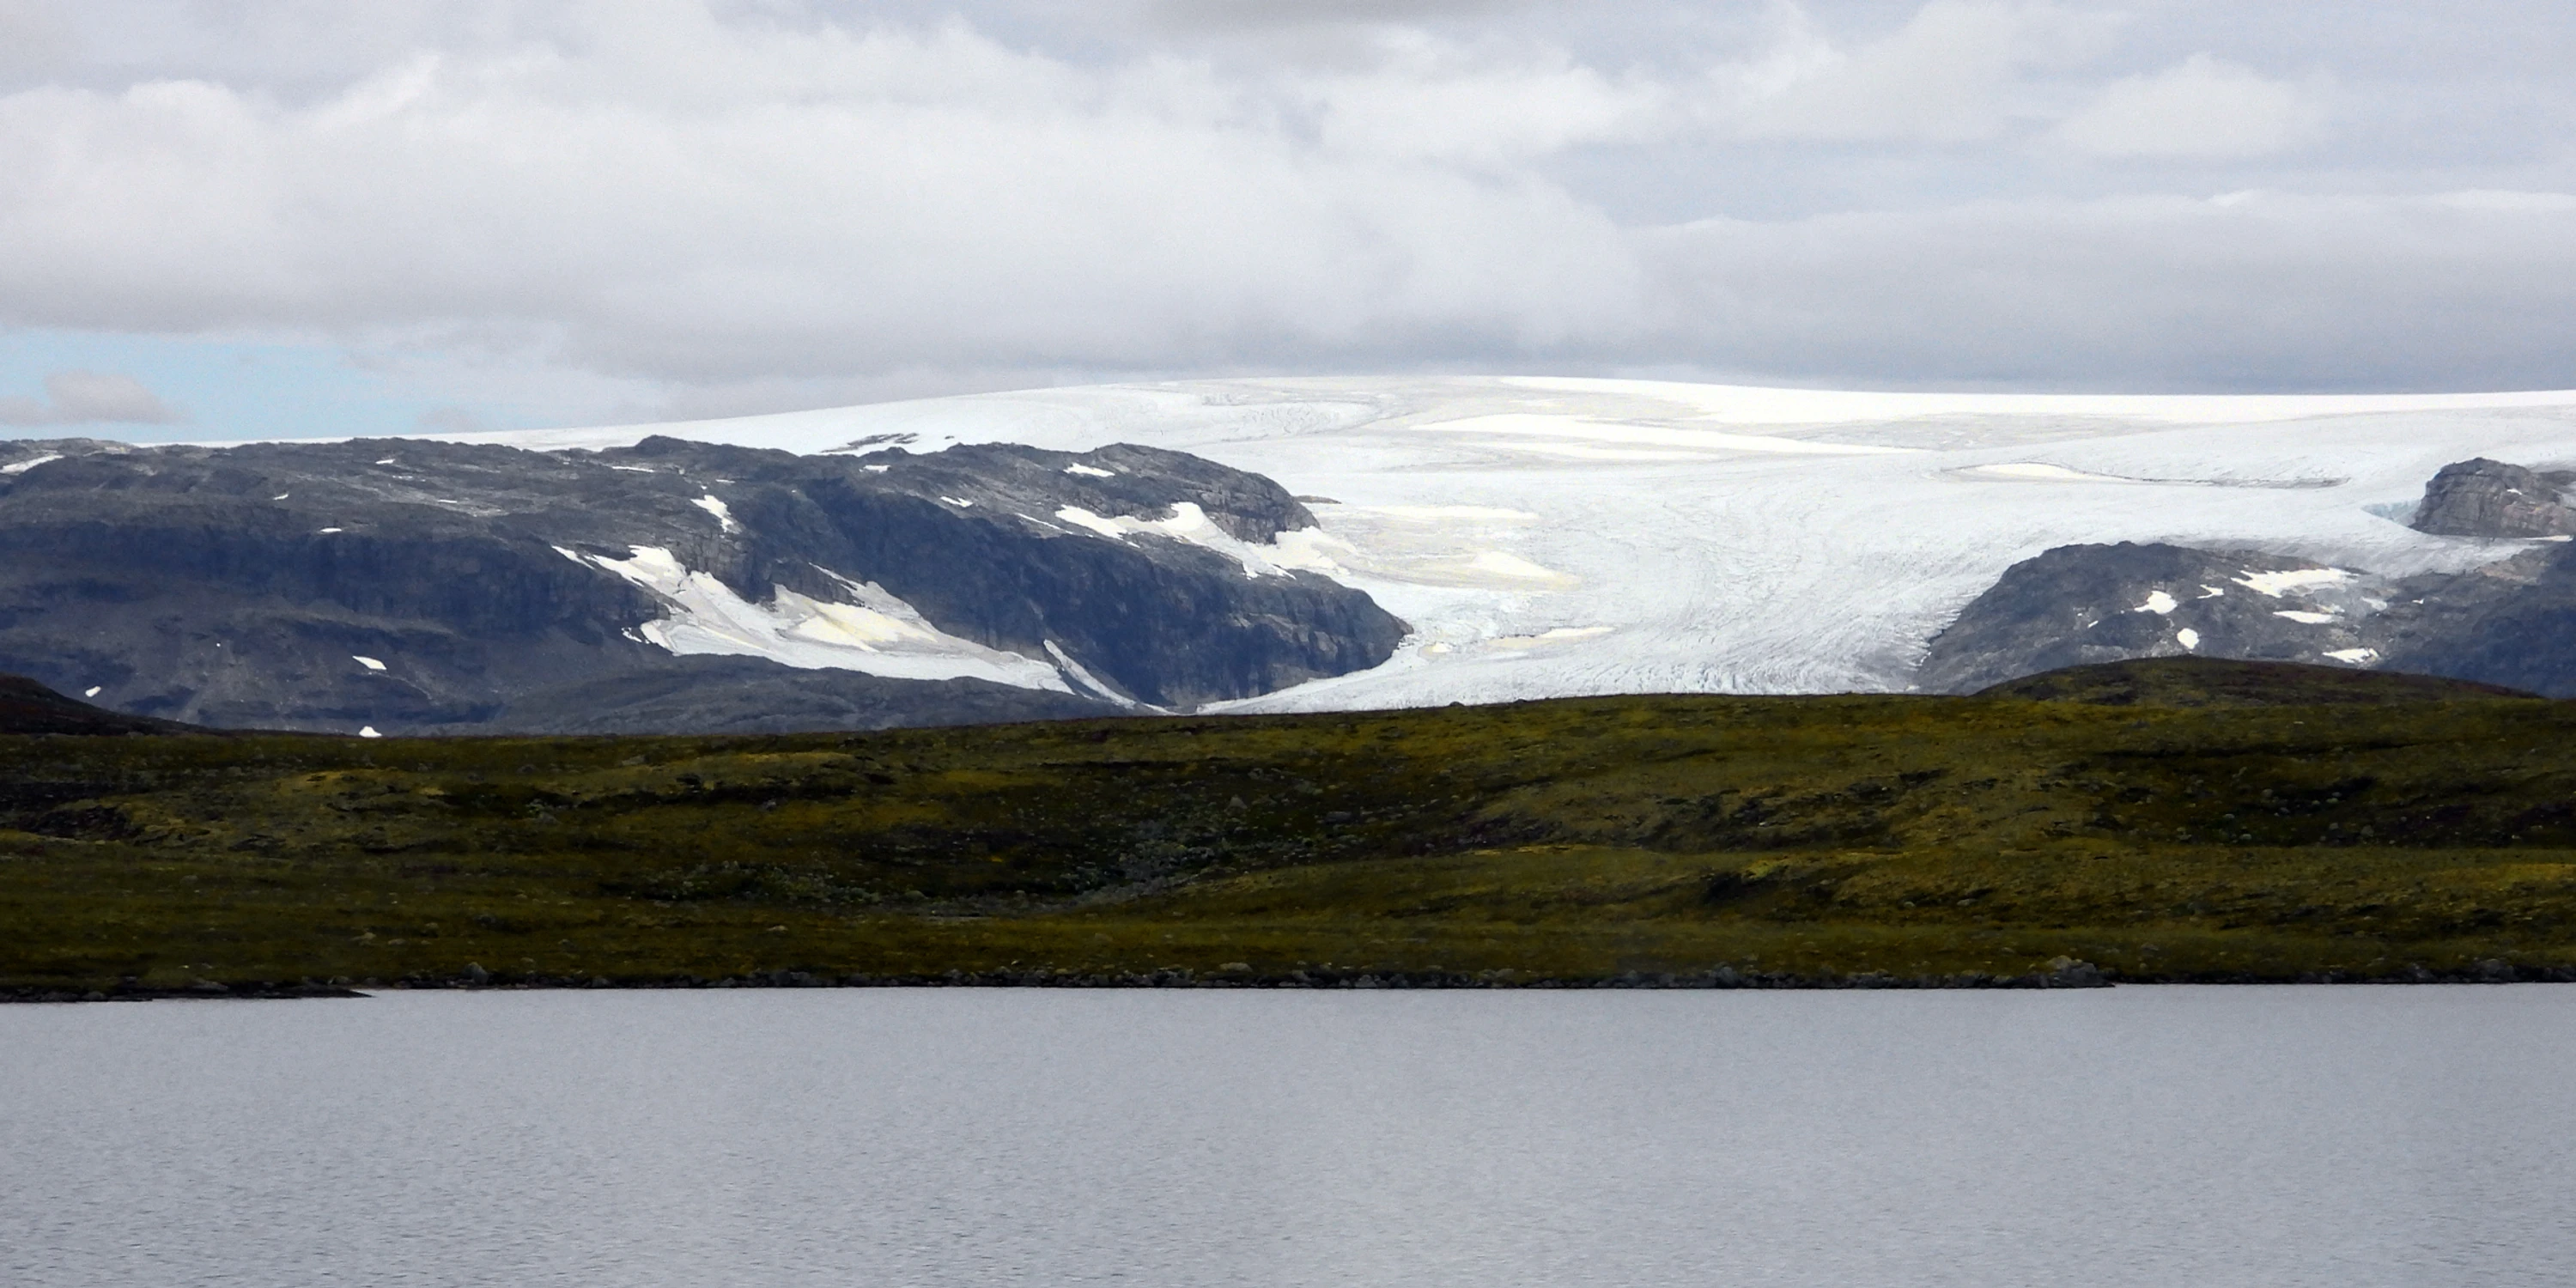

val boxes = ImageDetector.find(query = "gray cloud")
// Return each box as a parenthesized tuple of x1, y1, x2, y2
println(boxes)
(1644, 192, 2576, 392)
(0, 370, 185, 426)
(1140, 0, 1529, 32)
(0, 1, 2570, 421)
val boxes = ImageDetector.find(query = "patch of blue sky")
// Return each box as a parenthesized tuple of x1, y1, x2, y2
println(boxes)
(0, 330, 529, 444)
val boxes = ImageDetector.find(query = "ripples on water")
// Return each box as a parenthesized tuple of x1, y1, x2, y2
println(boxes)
(4, 987, 2571, 1287)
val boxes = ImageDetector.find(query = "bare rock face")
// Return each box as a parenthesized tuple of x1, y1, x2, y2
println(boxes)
(0, 436, 1406, 733)
(1917, 456, 2576, 697)
(1915, 543, 2385, 695)
(1919, 538, 2576, 699)
(2410, 458, 2576, 538)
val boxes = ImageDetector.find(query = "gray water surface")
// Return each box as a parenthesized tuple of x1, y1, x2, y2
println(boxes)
(4, 987, 2570, 1287)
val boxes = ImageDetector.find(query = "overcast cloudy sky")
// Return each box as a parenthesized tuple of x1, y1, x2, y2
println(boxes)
(2, 0, 2572, 439)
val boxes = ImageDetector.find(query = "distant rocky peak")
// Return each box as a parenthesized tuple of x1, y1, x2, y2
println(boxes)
(1915, 542, 2387, 695)
(0, 437, 133, 476)
(836, 440, 1319, 543)
(0, 431, 1404, 731)
(2410, 457, 2576, 538)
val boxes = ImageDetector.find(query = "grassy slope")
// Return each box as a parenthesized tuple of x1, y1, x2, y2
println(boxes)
(9, 662, 2576, 989)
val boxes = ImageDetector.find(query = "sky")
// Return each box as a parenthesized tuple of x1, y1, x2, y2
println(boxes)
(2, 0, 2572, 440)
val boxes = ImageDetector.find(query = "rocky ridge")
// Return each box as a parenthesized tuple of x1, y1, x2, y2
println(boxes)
(0, 435, 1406, 733)
(2410, 457, 2576, 538)
(1920, 458, 2576, 696)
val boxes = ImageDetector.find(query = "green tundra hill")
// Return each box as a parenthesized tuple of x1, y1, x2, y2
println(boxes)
(7, 658, 2576, 995)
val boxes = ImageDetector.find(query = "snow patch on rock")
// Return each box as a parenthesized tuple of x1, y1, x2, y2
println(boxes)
(691, 495, 738, 533)
(1054, 501, 1351, 580)
(2236, 568, 2354, 598)
(574, 545, 1071, 691)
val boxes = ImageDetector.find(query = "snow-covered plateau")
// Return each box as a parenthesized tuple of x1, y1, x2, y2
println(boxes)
(438, 376, 2576, 709)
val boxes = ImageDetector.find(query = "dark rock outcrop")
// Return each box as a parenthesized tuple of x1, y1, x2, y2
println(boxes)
(1917, 543, 2383, 694)
(1923, 539, 2576, 699)
(2410, 458, 2576, 538)
(0, 672, 204, 735)
(1920, 454, 2576, 697)
(0, 436, 1406, 733)
(2370, 544, 2576, 696)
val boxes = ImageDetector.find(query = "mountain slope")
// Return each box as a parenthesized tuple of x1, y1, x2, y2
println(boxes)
(398, 376, 2576, 708)
(0, 435, 1403, 733)
(0, 673, 201, 736)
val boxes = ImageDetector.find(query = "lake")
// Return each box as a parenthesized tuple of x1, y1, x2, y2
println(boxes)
(4, 987, 2570, 1286)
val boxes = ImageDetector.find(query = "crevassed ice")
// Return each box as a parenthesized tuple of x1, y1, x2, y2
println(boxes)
(574, 545, 1070, 691)
(1420, 413, 1913, 459)
(1954, 462, 2141, 483)
(1487, 626, 1614, 650)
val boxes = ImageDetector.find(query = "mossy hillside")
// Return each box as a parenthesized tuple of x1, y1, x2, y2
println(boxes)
(10, 675, 2576, 989)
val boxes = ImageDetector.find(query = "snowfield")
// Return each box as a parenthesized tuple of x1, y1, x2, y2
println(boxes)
(435, 377, 2576, 710)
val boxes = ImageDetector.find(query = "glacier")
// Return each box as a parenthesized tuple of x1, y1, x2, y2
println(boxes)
(407, 375, 2576, 710)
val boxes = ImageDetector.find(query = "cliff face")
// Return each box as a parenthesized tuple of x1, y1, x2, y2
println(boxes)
(2409, 458, 2576, 538)
(0, 436, 1406, 732)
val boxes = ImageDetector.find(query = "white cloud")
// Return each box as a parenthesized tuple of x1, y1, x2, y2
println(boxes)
(0, 369, 185, 425)
(0, 0, 2568, 416)
(1298, 29, 1671, 164)
(1721, 1, 2111, 143)
(0, 10, 1646, 383)
(2051, 52, 2330, 159)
